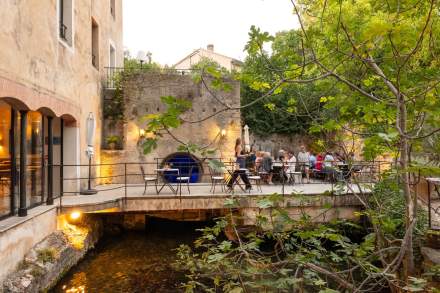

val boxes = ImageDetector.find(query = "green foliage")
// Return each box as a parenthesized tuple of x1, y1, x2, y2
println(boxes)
(190, 57, 235, 92)
(105, 135, 121, 145)
(103, 71, 125, 124)
(174, 193, 415, 292)
(240, 30, 334, 136)
(36, 248, 56, 264)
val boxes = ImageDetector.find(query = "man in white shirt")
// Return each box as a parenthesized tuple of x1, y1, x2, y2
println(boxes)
(297, 145, 310, 183)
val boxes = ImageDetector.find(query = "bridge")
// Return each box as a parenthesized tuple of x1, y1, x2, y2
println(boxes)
(58, 182, 370, 224)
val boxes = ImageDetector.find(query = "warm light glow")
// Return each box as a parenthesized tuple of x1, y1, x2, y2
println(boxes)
(139, 128, 146, 137)
(221, 129, 227, 136)
(70, 211, 82, 220)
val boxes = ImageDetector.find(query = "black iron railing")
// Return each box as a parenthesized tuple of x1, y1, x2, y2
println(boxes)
(427, 178, 440, 230)
(104, 67, 196, 89)
(59, 23, 67, 41)
(0, 159, 390, 220)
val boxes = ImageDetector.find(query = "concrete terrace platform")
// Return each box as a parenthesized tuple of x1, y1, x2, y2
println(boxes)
(58, 183, 371, 214)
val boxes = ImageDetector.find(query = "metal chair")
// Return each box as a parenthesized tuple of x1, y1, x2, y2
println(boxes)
(140, 166, 158, 195)
(208, 165, 225, 193)
(287, 171, 302, 185)
(176, 165, 194, 194)
(248, 171, 262, 192)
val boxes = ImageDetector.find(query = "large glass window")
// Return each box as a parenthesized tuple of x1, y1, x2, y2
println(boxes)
(0, 102, 11, 218)
(27, 111, 43, 207)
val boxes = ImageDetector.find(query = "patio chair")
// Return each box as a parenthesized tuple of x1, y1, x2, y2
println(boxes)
(208, 165, 226, 193)
(176, 165, 194, 194)
(287, 170, 302, 185)
(248, 171, 262, 192)
(140, 166, 158, 195)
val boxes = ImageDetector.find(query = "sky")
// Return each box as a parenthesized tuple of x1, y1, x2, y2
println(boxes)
(123, 0, 298, 66)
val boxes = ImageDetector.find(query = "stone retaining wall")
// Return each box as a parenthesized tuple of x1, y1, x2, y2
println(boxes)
(2, 215, 103, 293)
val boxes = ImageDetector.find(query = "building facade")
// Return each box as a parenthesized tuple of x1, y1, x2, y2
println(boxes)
(174, 44, 243, 71)
(0, 0, 123, 219)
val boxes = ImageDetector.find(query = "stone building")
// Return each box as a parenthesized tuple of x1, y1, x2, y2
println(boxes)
(0, 0, 123, 219)
(101, 72, 242, 183)
(174, 44, 243, 71)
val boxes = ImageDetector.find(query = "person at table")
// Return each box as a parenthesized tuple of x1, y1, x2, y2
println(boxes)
(255, 151, 263, 171)
(315, 153, 324, 171)
(227, 138, 251, 190)
(260, 152, 274, 184)
(324, 152, 343, 181)
(278, 149, 286, 161)
(297, 145, 310, 183)
(309, 152, 317, 169)
(287, 151, 297, 174)
(245, 147, 257, 171)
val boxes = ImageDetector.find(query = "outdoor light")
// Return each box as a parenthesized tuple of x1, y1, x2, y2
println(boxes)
(220, 129, 227, 137)
(70, 211, 81, 221)
(139, 128, 146, 138)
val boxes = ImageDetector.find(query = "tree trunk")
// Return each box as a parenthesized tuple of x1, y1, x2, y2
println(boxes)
(398, 95, 416, 277)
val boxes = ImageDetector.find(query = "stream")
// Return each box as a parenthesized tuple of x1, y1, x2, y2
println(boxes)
(52, 218, 205, 293)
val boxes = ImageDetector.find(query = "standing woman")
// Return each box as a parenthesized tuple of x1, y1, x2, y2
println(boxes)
(235, 138, 246, 168)
(227, 138, 251, 190)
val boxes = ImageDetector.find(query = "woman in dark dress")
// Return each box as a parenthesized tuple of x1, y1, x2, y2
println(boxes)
(227, 138, 251, 190)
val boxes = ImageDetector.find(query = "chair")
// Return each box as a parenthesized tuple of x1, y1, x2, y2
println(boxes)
(248, 171, 262, 192)
(176, 165, 194, 194)
(140, 166, 158, 195)
(287, 171, 302, 185)
(208, 166, 226, 193)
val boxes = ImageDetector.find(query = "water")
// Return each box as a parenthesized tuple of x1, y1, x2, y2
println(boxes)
(52, 218, 205, 293)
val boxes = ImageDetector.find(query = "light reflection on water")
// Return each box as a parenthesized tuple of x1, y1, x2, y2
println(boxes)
(52, 219, 203, 293)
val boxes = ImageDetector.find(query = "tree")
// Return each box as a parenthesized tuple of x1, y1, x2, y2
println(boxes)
(139, 0, 440, 290)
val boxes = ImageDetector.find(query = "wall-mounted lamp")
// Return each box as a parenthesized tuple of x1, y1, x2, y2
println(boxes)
(220, 129, 227, 137)
(139, 128, 146, 139)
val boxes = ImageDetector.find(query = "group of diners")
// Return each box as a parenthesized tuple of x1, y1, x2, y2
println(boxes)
(226, 138, 360, 191)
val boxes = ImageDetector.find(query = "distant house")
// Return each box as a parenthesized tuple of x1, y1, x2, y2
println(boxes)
(174, 44, 243, 71)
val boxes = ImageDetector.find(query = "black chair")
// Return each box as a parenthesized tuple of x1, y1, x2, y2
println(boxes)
(176, 165, 194, 194)
(140, 166, 158, 195)
(208, 166, 225, 193)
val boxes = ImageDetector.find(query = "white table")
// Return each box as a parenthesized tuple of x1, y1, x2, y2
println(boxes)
(155, 168, 179, 194)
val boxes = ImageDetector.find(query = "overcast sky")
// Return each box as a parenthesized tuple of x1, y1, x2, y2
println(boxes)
(123, 0, 298, 66)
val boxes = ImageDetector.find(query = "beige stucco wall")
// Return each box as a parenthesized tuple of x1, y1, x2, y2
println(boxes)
(0, 0, 123, 171)
(0, 207, 57, 283)
(174, 48, 241, 71)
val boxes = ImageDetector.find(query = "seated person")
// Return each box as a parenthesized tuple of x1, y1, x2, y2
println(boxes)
(259, 152, 273, 184)
(315, 153, 324, 171)
(287, 151, 297, 173)
(323, 152, 343, 181)
(255, 151, 263, 171)
(309, 153, 317, 169)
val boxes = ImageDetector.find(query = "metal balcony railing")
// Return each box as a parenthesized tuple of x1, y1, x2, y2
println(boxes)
(104, 67, 195, 89)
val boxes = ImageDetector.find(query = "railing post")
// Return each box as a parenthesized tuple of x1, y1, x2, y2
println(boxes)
(47, 116, 54, 205)
(18, 110, 28, 217)
(281, 168, 285, 197)
(428, 180, 432, 229)
(124, 163, 127, 200)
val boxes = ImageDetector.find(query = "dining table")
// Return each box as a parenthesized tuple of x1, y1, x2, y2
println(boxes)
(155, 168, 180, 194)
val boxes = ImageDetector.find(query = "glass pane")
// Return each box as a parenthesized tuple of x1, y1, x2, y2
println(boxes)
(27, 111, 43, 207)
(0, 102, 11, 217)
